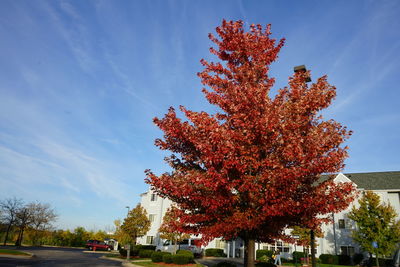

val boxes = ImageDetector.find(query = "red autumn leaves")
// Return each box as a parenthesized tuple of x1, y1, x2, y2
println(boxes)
(145, 20, 355, 245)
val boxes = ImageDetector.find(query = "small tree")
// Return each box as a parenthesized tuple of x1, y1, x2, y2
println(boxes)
(291, 226, 323, 265)
(0, 197, 23, 245)
(29, 202, 57, 245)
(159, 207, 190, 254)
(15, 204, 34, 246)
(113, 219, 134, 245)
(121, 204, 151, 245)
(349, 191, 400, 266)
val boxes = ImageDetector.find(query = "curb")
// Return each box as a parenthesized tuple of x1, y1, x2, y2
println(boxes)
(83, 250, 119, 254)
(0, 251, 35, 259)
(100, 256, 147, 267)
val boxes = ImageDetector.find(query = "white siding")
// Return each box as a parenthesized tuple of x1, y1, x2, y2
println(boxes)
(135, 173, 400, 257)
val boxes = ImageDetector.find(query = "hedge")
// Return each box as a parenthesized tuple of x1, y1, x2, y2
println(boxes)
(292, 251, 305, 262)
(151, 251, 170, 262)
(119, 248, 139, 257)
(136, 245, 156, 250)
(353, 253, 364, 265)
(163, 254, 173, 263)
(338, 255, 351, 265)
(177, 250, 194, 262)
(139, 249, 154, 258)
(118, 244, 155, 257)
(177, 250, 194, 256)
(206, 248, 225, 257)
(319, 254, 339, 264)
(172, 254, 193, 265)
(256, 250, 273, 260)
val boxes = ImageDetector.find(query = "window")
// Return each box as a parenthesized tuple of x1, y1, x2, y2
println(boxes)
(275, 241, 290, 253)
(216, 239, 226, 249)
(151, 193, 157, 201)
(149, 214, 156, 222)
(276, 241, 283, 252)
(179, 239, 189, 245)
(341, 246, 355, 256)
(146, 236, 154, 244)
(338, 219, 346, 229)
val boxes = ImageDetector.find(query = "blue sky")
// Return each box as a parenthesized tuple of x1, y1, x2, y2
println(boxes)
(0, 0, 399, 231)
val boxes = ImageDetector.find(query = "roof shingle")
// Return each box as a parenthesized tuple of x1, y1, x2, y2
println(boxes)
(344, 171, 400, 190)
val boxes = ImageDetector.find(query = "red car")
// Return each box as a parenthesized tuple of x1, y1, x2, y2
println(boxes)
(85, 240, 113, 251)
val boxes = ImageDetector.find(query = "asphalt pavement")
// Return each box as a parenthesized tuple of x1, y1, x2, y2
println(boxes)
(0, 246, 123, 266)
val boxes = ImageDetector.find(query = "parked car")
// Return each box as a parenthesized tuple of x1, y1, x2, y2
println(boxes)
(85, 240, 113, 251)
(156, 238, 202, 255)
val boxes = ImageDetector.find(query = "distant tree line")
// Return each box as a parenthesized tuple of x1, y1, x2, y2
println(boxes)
(0, 197, 115, 247)
(38, 227, 113, 247)
(0, 197, 57, 246)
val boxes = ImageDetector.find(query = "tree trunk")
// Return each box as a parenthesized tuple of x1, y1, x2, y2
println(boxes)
(310, 230, 316, 267)
(376, 253, 379, 267)
(244, 237, 255, 267)
(16, 227, 24, 246)
(3, 222, 12, 246)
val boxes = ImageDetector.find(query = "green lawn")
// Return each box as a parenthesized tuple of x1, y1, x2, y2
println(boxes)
(104, 254, 123, 258)
(0, 249, 30, 256)
(103, 254, 151, 261)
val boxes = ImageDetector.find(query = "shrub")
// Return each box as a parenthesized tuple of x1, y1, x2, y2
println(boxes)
(292, 251, 305, 263)
(177, 250, 194, 256)
(338, 255, 351, 265)
(119, 248, 127, 257)
(206, 248, 226, 257)
(319, 254, 338, 265)
(370, 257, 388, 267)
(163, 254, 173, 263)
(136, 245, 156, 250)
(172, 254, 193, 265)
(258, 255, 271, 263)
(119, 248, 139, 257)
(353, 253, 364, 265)
(139, 249, 154, 258)
(152, 251, 170, 262)
(177, 250, 194, 262)
(256, 250, 273, 260)
(212, 261, 237, 267)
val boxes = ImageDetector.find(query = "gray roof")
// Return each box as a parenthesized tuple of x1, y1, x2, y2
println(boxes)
(344, 171, 400, 190)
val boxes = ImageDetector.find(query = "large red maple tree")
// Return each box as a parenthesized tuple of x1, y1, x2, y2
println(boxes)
(146, 20, 355, 267)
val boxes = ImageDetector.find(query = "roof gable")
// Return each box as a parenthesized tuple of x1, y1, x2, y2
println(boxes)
(343, 171, 400, 190)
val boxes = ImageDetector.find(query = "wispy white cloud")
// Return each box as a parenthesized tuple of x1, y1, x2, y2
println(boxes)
(40, 1, 97, 74)
(326, 2, 400, 114)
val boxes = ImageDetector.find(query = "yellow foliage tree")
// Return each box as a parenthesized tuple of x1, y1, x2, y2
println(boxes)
(121, 204, 151, 245)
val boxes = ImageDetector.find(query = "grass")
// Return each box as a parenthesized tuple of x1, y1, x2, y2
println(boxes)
(134, 261, 204, 267)
(0, 249, 30, 256)
(104, 254, 123, 258)
(103, 254, 151, 261)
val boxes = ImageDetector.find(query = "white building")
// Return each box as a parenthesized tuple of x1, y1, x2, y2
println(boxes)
(137, 171, 400, 258)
